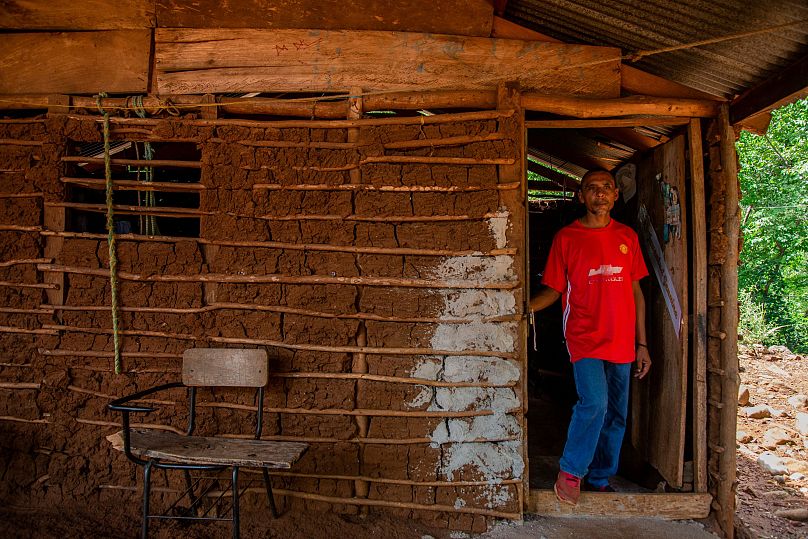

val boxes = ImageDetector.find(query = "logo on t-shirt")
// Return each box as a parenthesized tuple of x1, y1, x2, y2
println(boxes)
(619, 244, 629, 254)
(588, 264, 624, 283)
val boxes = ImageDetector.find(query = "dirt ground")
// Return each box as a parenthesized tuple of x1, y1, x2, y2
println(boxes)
(735, 345, 808, 539)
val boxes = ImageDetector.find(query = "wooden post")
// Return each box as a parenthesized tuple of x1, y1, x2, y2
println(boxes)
(200, 94, 218, 120)
(497, 82, 528, 511)
(347, 87, 370, 505)
(717, 104, 740, 539)
(43, 95, 70, 315)
(687, 118, 708, 494)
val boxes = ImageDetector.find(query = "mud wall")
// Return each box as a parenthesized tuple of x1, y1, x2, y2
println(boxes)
(0, 107, 526, 532)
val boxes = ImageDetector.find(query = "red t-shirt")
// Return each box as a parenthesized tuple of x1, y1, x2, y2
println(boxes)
(541, 219, 648, 363)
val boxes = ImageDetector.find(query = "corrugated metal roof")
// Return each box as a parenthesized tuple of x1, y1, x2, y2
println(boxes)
(504, 0, 808, 99)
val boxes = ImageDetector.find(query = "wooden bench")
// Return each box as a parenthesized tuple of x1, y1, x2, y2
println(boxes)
(108, 348, 308, 539)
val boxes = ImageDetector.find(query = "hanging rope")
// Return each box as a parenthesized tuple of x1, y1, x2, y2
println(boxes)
(96, 92, 123, 375)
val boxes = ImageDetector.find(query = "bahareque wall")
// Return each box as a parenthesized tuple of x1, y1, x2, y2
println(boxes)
(0, 103, 526, 532)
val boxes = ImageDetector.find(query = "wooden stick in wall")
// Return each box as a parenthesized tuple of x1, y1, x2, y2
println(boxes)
(0, 282, 58, 290)
(40, 302, 519, 324)
(0, 225, 41, 232)
(0, 192, 44, 198)
(0, 258, 51, 267)
(40, 229, 517, 257)
(272, 372, 517, 388)
(60, 156, 202, 169)
(42, 325, 518, 359)
(60, 178, 206, 192)
(251, 182, 520, 192)
(37, 264, 520, 290)
(66, 109, 513, 129)
(382, 132, 506, 150)
(97, 484, 521, 519)
(45, 202, 213, 218)
(0, 139, 45, 146)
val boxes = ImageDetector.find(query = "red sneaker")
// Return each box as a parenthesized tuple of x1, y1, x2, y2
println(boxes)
(554, 471, 581, 505)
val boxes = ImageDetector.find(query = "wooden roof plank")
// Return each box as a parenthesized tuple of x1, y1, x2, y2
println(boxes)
(157, 0, 494, 36)
(0, 31, 151, 95)
(0, 0, 154, 30)
(154, 28, 621, 96)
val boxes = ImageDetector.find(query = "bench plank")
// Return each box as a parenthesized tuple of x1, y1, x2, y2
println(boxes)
(118, 429, 308, 468)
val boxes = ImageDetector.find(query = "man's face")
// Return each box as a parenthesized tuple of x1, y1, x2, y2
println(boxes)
(578, 171, 619, 216)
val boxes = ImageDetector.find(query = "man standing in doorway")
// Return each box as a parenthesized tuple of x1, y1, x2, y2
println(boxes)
(530, 169, 651, 504)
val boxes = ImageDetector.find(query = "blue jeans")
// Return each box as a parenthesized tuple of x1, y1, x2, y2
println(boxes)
(559, 358, 631, 487)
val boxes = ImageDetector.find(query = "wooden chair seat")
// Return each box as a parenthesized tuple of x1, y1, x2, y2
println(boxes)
(114, 429, 308, 468)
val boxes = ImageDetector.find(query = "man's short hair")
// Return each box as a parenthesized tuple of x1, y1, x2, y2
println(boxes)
(580, 168, 616, 188)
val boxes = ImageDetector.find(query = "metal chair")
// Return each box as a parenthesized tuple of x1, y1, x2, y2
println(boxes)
(108, 348, 308, 539)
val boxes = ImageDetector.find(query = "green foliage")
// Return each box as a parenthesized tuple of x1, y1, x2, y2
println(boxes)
(736, 98, 808, 352)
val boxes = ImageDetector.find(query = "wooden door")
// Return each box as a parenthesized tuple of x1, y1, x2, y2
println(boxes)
(630, 134, 689, 488)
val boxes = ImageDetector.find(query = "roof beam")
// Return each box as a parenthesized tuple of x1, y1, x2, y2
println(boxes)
(730, 54, 808, 127)
(527, 131, 614, 171)
(491, 16, 723, 101)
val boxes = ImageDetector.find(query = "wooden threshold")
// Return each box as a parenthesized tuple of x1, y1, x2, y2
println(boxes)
(527, 489, 711, 519)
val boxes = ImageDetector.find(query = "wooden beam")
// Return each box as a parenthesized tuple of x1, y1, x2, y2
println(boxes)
(717, 103, 740, 538)
(526, 117, 690, 129)
(527, 490, 711, 519)
(0, 1, 154, 30)
(527, 131, 615, 171)
(730, 54, 808, 126)
(157, 0, 494, 36)
(154, 29, 621, 96)
(620, 65, 724, 101)
(0, 31, 150, 94)
(688, 118, 708, 494)
(491, 16, 723, 101)
(593, 127, 661, 152)
(521, 94, 719, 118)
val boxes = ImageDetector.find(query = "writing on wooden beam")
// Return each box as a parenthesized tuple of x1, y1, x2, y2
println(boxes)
(155, 29, 621, 97)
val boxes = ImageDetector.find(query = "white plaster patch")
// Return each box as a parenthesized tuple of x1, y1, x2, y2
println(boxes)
(443, 356, 520, 385)
(434, 387, 519, 412)
(431, 322, 516, 352)
(446, 414, 521, 442)
(435, 255, 514, 282)
(487, 210, 509, 250)
(441, 440, 525, 482)
(407, 357, 443, 409)
(443, 290, 516, 318)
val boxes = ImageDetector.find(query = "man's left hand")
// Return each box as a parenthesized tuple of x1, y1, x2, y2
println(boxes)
(635, 346, 651, 379)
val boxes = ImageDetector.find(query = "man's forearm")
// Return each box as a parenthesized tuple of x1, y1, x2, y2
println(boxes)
(632, 281, 647, 345)
(530, 286, 561, 312)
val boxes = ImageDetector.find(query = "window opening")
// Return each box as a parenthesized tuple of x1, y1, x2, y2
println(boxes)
(65, 141, 202, 237)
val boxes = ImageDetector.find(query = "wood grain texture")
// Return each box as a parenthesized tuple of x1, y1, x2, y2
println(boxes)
(154, 29, 620, 96)
(527, 490, 711, 519)
(0, 0, 154, 29)
(116, 429, 308, 468)
(688, 119, 708, 493)
(0, 31, 150, 94)
(157, 0, 493, 36)
(182, 348, 268, 387)
(632, 134, 689, 488)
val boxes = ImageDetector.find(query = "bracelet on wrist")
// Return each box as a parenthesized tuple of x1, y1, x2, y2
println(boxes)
(636, 343, 647, 348)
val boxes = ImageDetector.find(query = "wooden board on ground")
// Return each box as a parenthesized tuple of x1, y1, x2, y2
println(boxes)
(0, 31, 151, 94)
(527, 489, 711, 519)
(631, 134, 689, 488)
(112, 429, 308, 468)
(0, 0, 154, 29)
(154, 29, 621, 96)
(157, 0, 494, 36)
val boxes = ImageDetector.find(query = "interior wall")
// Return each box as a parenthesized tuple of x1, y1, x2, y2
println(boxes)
(0, 108, 526, 532)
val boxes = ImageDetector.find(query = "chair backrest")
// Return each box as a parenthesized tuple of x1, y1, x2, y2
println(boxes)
(182, 348, 268, 387)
